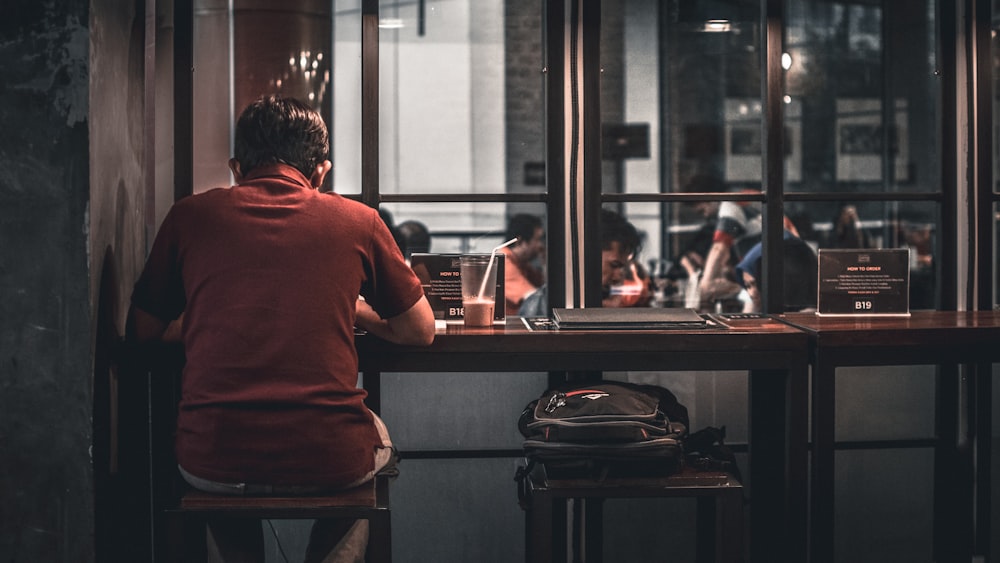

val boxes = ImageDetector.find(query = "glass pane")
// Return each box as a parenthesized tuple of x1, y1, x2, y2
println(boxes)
(192, 0, 233, 194)
(376, 0, 530, 196)
(617, 200, 764, 313)
(796, 200, 940, 310)
(331, 1, 363, 196)
(615, 200, 939, 313)
(193, 1, 336, 194)
(785, 1, 939, 193)
(381, 201, 548, 316)
(380, 201, 546, 253)
(600, 1, 763, 196)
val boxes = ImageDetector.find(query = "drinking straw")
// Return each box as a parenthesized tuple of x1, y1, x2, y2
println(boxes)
(477, 238, 518, 300)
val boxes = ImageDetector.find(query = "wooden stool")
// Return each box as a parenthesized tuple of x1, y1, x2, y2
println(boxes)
(519, 464, 743, 563)
(162, 474, 392, 563)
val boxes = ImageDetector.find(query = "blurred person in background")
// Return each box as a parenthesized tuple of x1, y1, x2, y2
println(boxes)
(502, 214, 546, 315)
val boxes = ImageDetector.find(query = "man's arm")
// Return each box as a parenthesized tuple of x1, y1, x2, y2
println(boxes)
(698, 240, 742, 302)
(126, 305, 183, 343)
(699, 241, 729, 295)
(356, 296, 435, 346)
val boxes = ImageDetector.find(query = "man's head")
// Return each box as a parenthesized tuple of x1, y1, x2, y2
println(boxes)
(231, 95, 331, 186)
(398, 220, 431, 258)
(506, 214, 545, 261)
(599, 209, 641, 287)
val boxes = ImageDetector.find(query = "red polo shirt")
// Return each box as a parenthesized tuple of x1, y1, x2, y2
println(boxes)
(132, 164, 424, 486)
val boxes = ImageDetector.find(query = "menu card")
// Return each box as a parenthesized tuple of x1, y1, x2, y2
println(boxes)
(816, 249, 910, 316)
(410, 253, 506, 322)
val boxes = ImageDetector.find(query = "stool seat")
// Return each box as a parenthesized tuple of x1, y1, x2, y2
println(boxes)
(162, 474, 392, 562)
(520, 464, 743, 563)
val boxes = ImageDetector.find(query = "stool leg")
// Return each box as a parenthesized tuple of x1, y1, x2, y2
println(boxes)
(366, 514, 392, 563)
(180, 515, 209, 563)
(526, 492, 562, 563)
(696, 496, 718, 563)
(582, 498, 604, 563)
(718, 488, 744, 563)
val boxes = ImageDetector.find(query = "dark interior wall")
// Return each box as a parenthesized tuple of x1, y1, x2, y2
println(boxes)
(0, 2, 93, 561)
(0, 0, 146, 561)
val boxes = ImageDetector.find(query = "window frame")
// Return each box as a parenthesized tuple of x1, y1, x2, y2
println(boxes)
(172, 0, 994, 314)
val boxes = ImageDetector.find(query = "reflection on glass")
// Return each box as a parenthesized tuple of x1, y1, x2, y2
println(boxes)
(381, 201, 548, 317)
(611, 200, 938, 313)
(786, 1, 939, 193)
(193, 2, 334, 194)
(600, 1, 762, 196)
(332, 4, 362, 195)
(375, 1, 512, 197)
(379, 201, 546, 254)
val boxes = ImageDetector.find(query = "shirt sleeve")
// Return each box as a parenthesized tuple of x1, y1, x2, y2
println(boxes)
(360, 212, 426, 319)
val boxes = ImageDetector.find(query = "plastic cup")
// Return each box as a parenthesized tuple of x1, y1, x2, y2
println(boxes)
(460, 254, 498, 327)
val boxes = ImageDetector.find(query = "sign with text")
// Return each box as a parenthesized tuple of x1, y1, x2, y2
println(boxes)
(410, 253, 506, 323)
(817, 249, 910, 316)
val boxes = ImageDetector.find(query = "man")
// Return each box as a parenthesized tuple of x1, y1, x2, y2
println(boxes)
(598, 208, 649, 308)
(682, 174, 798, 306)
(128, 95, 434, 562)
(397, 219, 431, 261)
(501, 213, 546, 315)
(518, 208, 643, 315)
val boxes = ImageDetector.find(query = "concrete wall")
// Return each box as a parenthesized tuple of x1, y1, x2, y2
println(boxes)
(0, 0, 147, 560)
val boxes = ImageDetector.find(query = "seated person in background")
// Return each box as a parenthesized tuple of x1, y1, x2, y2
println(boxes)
(830, 204, 872, 249)
(735, 231, 818, 313)
(502, 213, 546, 315)
(682, 174, 799, 308)
(397, 219, 431, 262)
(599, 209, 649, 308)
(127, 95, 435, 563)
(518, 208, 644, 315)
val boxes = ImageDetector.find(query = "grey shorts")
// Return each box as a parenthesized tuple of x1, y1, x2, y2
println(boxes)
(178, 410, 397, 495)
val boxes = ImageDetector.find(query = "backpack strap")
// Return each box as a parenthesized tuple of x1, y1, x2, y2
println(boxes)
(683, 425, 743, 482)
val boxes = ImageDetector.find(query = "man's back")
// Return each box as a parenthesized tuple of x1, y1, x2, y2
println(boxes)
(133, 163, 425, 487)
(129, 94, 434, 561)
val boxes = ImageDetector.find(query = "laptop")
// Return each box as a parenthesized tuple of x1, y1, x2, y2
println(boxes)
(551, 307, 707, 330)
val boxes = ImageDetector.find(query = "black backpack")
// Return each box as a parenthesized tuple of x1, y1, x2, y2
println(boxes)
(517, 381, 689, 480)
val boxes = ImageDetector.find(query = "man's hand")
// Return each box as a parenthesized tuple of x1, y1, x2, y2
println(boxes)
(355, 296, 435, 346)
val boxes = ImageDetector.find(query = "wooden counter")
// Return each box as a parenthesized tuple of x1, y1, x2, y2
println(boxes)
(778, 310, 1000, 563)
(357, 313, 810, 563)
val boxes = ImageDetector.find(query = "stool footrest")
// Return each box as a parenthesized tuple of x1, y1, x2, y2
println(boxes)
(521, 465, 743, 563)
(160, 476, 392, 563)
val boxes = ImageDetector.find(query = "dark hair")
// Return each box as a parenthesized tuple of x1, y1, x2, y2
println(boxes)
(398, 220, 431, 257)
(506, 214, 543, 242)
(599, 209, 641, 257)
(234, 95, 329, 178)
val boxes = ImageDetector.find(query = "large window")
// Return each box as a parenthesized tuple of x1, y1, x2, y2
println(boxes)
(189, 0, 967, 316)
(598, 0, 943, 314)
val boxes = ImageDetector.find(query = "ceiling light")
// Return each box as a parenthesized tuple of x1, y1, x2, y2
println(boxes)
(703, 20, 731, 33)
(379, 18, 404, 29)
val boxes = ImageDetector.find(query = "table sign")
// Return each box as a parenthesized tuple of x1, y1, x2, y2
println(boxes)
(816, 249, 910, 316)
(410, 253, 505, 323)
